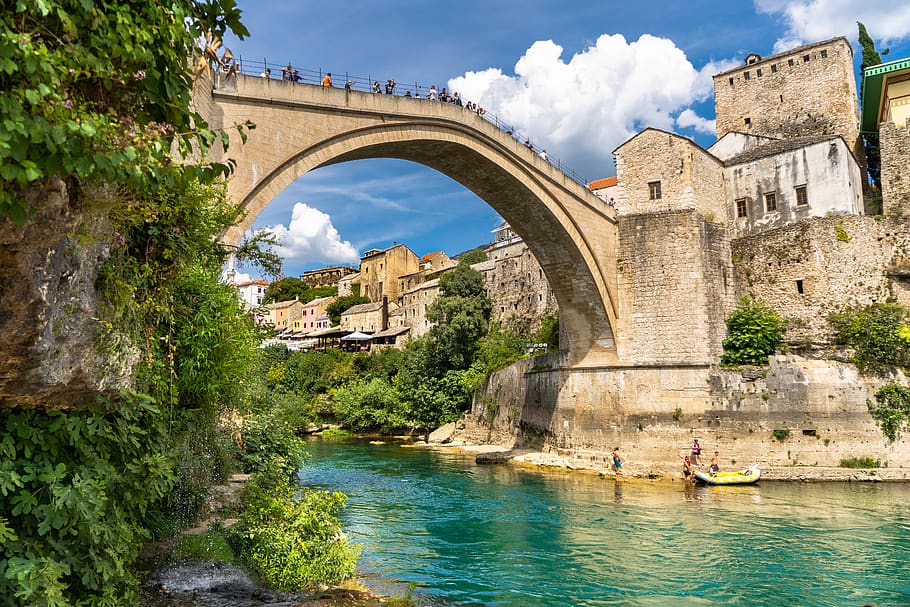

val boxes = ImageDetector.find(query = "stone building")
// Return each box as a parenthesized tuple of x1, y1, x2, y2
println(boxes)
(608, 37, 910, 362)
(712, 37, 864, 173)
(359, 243, 419, 304)
(400, 278, 441, 338)
(399, 251, 456, 295)
(337, 271, 360, 296)
(301, 265, 356, 288)
(340, 300, 398, 334)
(474, 222, 557, 334)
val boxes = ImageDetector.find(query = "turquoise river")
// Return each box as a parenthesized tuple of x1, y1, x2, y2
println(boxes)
(300, 437, 910, 607)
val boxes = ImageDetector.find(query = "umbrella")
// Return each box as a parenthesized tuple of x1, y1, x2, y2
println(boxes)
(341, 331, 372, 341)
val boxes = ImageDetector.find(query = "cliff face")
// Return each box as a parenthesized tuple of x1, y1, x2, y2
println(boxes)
(0, 178, 134, 409)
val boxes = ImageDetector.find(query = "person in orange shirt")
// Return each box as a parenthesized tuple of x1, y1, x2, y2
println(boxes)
(322, 72, 332, 87)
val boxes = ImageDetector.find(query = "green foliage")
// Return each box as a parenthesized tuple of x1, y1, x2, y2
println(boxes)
(0, 0, 249, 223)
(234, 230, 282, 278)
(228, 481, 360, 591)
(772, 428, 791, 442)
(835, 223, 850, 242)
(326, 294, 371, 325)
(457, 247, 488, 265)
(263, 277, 309, 304)
(472, 323, 528, 376)
(233, 416, 306, 484)
(840, 456, 881, 469)
(174, 527, 237, 563)
(332, 377, 409, 432)
(425, 264, 492, 372)
(867, 382, 910, 442)
(535, 313, 560, 351)
(673, 407, 682, 421)
(0, 394, 177, 606)
(829, 303, 910, 375)
(721, 296, 786, 366)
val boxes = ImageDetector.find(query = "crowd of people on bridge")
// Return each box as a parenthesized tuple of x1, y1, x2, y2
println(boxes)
(254, 63, 571, 172)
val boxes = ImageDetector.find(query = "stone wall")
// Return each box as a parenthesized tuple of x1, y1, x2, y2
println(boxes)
(614, 128, 726, 222)
(469, 355, 910, 470)
(731, 215, 910, 347)
(0, 179, 134, 409)
(880, 121, 910, 217)
(712, 38, 863, 169)
(614, 209, 734, 364)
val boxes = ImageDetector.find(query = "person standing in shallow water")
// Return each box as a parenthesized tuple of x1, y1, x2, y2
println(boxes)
(681, 455, 693, 482)
(612, 447, 623, 474)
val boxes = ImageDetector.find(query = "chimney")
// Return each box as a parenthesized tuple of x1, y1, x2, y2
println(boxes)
(381, 295, 389, 331)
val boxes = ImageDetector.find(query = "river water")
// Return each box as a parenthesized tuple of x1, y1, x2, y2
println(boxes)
(300, 437, 910, 607)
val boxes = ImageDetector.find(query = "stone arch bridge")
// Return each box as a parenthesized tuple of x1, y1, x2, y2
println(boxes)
(197, 73, 620, 367)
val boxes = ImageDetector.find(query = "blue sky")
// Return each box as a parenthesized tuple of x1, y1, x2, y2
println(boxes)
(223, 1, 910, 280)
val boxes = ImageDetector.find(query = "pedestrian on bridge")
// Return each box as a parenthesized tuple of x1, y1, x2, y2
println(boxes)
(322, 72, 333, 87)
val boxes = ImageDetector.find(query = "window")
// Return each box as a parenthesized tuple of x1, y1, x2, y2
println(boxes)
(795, 185, 808, 206)
(756, 68, 762, 77)
(764, 192, 777, 212)
(648, 181, 662, 200)
(771, 64, 777, 73)
(788, 58, 794, 67)
(803, 54, 810, 63)
(735, 198, 748, 218)
(728, 77, 734, 86)
(744, 117, 751, 126)
(820, 49, 828, 58)
(744, 71, 750, 80)
(796, 279, 804, 294)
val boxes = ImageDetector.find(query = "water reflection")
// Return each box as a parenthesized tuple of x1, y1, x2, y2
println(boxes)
(299, 438, 910, 607)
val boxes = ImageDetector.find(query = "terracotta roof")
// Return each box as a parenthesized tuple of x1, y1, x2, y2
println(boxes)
(235, 279, 269, 287)
(421, 251, 443, 261)
(588, 176, 617, 190)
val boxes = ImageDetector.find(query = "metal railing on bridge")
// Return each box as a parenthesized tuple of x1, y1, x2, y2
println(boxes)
(226, 56, 591, 187)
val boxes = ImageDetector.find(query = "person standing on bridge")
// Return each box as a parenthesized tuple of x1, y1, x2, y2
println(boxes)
(427, 85, 437, 101)
(322, 72, 333, 87)
(372, 80, 381, 94)
(539, 149, 548, 162)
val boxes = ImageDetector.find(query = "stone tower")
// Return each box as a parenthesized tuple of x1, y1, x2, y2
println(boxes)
(713, 37, 864, 170)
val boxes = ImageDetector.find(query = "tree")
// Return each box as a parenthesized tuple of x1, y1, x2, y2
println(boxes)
(721, 296, 786, 366)
(829, 302, 910, 375)
(457, 247, 488, 266)
(858, 21, 888, 192)
(326, 294, 370, 325)
(424, 263, 493, 373)
(264, 277, 309, 303)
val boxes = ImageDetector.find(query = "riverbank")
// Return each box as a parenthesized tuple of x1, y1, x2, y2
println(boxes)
(425, 438, 910, 482)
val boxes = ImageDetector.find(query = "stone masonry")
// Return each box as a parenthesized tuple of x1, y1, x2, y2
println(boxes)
(713, 37, 864, 173)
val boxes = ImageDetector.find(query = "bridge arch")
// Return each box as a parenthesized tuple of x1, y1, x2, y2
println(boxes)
(204, 73, 620, 366)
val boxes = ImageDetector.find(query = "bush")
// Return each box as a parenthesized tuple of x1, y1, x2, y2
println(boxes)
(772, 428, 791, 442)
(840, 456, 881, 469)
(721, 296, 786, 366)
(829, 303, 910, 375)
(229, 481, 360, 591)
(234, 416, 306, 484)
(867, 382, 910, 442)
(331, 377, 409, 432)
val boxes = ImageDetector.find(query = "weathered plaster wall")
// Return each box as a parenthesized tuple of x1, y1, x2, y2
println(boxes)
(725, 138, 864, 236)
(880, 121, 910, 217)
(470, 355, 910, 469)
(731, 215, 910, 346)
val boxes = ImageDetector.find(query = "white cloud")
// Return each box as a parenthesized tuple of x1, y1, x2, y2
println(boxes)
(261, 202, 360, 267)
(448, 34, 721, 179)
(754, 0, 910, 52)
(676, 109, 716, 135)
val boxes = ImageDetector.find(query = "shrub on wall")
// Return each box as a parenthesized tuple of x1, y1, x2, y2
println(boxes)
(829, 303, 910, 375)
(721, 296, 786, 366)
(867, 382, 910, 443)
